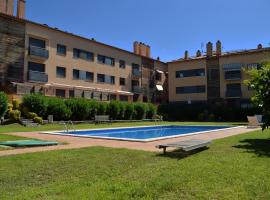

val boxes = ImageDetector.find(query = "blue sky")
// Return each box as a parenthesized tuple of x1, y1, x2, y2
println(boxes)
(26, 0, 270, 61)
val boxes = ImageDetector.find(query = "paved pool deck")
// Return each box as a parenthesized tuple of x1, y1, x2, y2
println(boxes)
(0, 126, 260, 157)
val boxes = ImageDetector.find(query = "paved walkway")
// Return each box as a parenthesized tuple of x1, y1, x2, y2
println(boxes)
(0, 126, 259, 157)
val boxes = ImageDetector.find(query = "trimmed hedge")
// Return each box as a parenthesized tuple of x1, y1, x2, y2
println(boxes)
(158, 103, 259, 122)
(21, 94, 157, 121)
(0, 92, 8, 118)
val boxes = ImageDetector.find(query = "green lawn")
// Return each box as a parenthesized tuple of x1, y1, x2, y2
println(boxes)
(0, 128, 269, 199)
(0, 121, 245, 134)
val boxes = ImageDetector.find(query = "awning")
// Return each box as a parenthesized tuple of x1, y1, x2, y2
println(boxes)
(156, 70, 164, 74)
(156, 85, 163, 91)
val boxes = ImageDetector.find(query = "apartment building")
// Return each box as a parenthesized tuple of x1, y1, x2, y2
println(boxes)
(0, 0, 168, 103)
(168, 41, 270, 107)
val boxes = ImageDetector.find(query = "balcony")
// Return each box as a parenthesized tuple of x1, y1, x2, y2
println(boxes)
(28, 45, 49, 59)
(28, 70, 48, 83)
(132, 70, 142, 78)
(226, 90, 242, 98)
(132, 86, 143, 94)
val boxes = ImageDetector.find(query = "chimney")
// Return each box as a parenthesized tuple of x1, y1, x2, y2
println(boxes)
(17, 0, 25, 19)
(216, 40, 222, 55)
(184, 50, 189, 59)
(196, 50, 202, 57)
(206, 42, 213, 57)
(0, 0, 14, 15)
(257, 44, 263, 49)
(133, 41, 151, 58)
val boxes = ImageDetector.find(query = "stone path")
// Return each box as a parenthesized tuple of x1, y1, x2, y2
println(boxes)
(0, 126, 260, 157)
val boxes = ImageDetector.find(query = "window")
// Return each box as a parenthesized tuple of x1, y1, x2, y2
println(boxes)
(132, 63, 140, 70)
(73, 69, 80, 80)
(155, 73, 162, 81)
(57, 44, 66, 55)
(56, 66, 66, 78)
(110, 94, 117, 101)
(176, 68, 205, 78)
(56, 89, 66, 98)
(119, 60, 126, 69)
(224, 70, 241, 80)
(29, 37, 45, 48)
(73, 48, 94, 61)
(85, 72, 94, 82)
(97, 74, 114, 84)
(98, 55, 115, 66)
(97, 74, 105, 83)
(208, 69, 219, 81)
(176, 85, 206, 94)
(119, 95, 128, 102)
(120, 77, 126, 86)
(69, 90, 74, 98)
(226, 83, 242, 97)
(28, 62, 45, 72)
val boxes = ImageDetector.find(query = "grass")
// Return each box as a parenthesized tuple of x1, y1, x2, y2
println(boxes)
(0, 121, 245, 134)
(0, 128, 269, 199)
(0, 133, 30, 151)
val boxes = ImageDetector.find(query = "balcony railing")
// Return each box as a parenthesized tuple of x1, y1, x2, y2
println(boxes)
(28, 70, 48, 83)
(226, 90, 242, 98)
(28, 45, 49, 59)
(132, 86, 143, 94)
(132, 70, 142, 78)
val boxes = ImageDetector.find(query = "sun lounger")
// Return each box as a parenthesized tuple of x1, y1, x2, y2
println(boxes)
(156, 139, 212, 154)
(247, 116, 263, 128)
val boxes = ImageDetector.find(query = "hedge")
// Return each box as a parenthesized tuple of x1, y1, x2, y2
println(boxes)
(0, 92, 8, 118)
(21, 94, 157, 121)
(158, 102, 259, 122)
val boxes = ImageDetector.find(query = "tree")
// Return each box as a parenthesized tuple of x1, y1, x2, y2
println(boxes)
(0, 92, 8, 118)
(245, 61, 270, 130)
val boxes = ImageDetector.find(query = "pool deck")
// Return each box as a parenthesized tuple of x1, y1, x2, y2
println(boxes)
(0, 126, 260, 157)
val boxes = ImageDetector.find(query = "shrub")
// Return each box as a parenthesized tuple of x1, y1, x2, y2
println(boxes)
(124, 103, 134, 120)
(0, 92, 8, 118)
(118, 102, 126, 120)
(65, 98, 90, 121)
(134, 103, 147, 120)
(22, 94, 47, 118)
(47, 97, 71, 121)
(12, 99, 20, 110)
(108, 101, 120, 120)
(146, 103, 157, 119)
(88, 100, 98, 119)
(9, 110, 21, 122)
(33, 116, 43, 124)
(97, 102, 108, 115)
(27, 112, 38, 120)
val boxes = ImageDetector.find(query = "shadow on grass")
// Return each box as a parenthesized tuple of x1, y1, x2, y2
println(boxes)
(156, 147, 208, 160)
(233, 138, 270, 157)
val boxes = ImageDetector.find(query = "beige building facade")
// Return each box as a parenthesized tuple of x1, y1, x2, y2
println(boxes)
(168, 41, 270, 107)
(0, 1, 168, 103)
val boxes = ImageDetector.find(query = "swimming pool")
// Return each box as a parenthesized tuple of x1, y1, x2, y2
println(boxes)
(44, 125, 235, 142)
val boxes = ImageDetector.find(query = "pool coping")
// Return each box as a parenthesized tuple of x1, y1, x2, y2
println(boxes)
(41, 125, 244, 142)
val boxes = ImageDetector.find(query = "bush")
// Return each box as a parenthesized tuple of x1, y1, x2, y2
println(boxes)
(146, 103, 157, 119)
(65, 98, 90, 121)
(12, 99, 20, 110)
(88, 100, 98, 120)
(134, 103, 147, 120)
(22, 94, 47, 118)
(9, 110, 21, 122)
(33, 116, 43, 124)
(0, 92, 8, 118)
(124, 103, 134, 120)
(118, 103, 126, 120)
(108, 101, 120, 120)
(97, 102, 108, 115)
(47, 97, 71, 121)
(27, 112, 38, 120)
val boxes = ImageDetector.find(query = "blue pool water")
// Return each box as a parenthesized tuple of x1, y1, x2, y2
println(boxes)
(51, 125, 232, 142)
